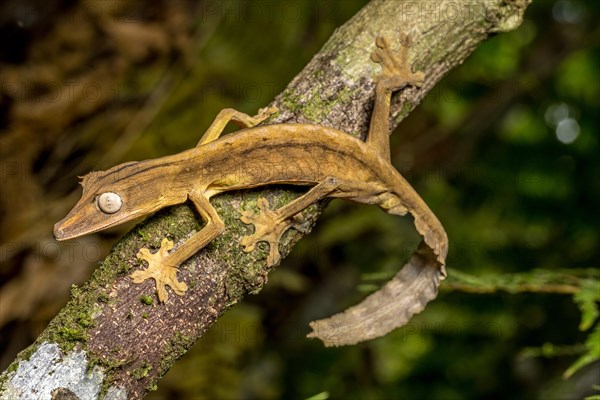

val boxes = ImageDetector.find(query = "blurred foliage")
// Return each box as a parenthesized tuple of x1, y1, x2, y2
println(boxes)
(446, 267, 599, 379)
(1, 0, 599, 399)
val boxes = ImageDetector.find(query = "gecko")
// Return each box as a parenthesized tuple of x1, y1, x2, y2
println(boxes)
(54, 36, 448, 346)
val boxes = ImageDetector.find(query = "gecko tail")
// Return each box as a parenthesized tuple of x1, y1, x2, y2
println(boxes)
(307, 241, 444, 347)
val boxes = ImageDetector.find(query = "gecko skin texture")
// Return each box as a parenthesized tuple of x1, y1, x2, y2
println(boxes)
(54, 35, 448, 347)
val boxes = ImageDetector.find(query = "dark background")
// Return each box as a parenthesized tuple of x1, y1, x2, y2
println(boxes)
(0, 1, 598, 399)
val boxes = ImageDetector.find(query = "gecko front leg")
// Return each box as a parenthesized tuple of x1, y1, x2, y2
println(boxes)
(131, 191, 225, 302)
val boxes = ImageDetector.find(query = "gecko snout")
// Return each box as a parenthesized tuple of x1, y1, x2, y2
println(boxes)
(53, 223, 66, 241)
(53, 218, 77, 241)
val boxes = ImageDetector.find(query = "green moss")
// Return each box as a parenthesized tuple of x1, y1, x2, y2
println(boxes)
(97, 355, 132, 399)
(16, 342, 38, 363)
(138, 229, 150, 242)
(58, 326, 87, 342)
(4, 362, 18, 375)
(77, 313, 93, 328)
(279, 90, 302, 113)
(140, 295, 154, 306)
(301, 92, 335, 122)
(132, 362, 153, 380)
(157, 332, 194, 376)
(147, 383, 158, 392)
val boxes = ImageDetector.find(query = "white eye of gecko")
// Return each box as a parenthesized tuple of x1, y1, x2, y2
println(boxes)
(97, 192, 122, 214)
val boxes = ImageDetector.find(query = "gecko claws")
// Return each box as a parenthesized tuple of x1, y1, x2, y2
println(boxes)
(131, 238, 188, 302)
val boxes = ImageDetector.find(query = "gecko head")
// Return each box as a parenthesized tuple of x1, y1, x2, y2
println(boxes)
(54, 161, 169, 241)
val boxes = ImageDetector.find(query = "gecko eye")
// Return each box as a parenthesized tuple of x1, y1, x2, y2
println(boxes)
(97, 192, 122, 214)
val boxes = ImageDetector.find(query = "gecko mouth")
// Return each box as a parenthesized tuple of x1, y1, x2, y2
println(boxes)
(54, 217, 122, 241)
(54, 218, 124, 241)
(53, 212, 130, 241)
(53, 219, 89, 241)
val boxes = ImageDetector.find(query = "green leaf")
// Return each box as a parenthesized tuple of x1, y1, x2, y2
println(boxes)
(305, 392, 330, 400)
(574, 279, 600, 330)
(563, 324, 600, 379)
(586, 386, 600, 400)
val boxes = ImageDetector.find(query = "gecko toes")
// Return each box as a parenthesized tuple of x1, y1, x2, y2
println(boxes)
(159, 238, 174, 251)
(370, 52, 383, 63)
(256, 197, 270, 210)
(136, 247, 152, 260)
(371, 35, 424, 91)
(130, 238, 187, 302)
(399, 32, 411, 46)
(130, 269, 148, 284)
(157, 286, 169, 303)
(170, 279, 188, 296)
(241, 236, 255, 252)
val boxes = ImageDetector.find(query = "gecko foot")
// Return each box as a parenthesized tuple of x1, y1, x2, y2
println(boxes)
(252, 105, 279, 124)
(131, 238, 188, 302)
(240, 197, 305, 266)
(371, 35, 424, 91)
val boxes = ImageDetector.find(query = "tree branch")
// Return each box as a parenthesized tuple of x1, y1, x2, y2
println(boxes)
(0, 0, 530, 398)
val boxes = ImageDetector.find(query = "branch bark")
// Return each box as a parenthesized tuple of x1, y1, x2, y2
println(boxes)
(0, 0, 530, 398)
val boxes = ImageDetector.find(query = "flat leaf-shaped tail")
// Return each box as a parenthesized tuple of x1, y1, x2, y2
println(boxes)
(307, 241, 443, 346)
(308, 177, 448, 347)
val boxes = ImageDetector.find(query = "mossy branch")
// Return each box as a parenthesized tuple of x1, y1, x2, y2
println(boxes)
(0, 0, 531, 398)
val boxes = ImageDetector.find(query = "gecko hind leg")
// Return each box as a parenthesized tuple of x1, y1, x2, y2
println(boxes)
(240, 178, 339, 266)
(197, 106, 279, 146)
(367, 35, 424, 161)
